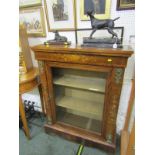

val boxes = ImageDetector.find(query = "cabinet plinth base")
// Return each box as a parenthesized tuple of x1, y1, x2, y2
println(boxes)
(44, 123, 116, 152)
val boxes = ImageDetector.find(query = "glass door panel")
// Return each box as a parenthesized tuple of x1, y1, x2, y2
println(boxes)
(52, 68, 108, 133)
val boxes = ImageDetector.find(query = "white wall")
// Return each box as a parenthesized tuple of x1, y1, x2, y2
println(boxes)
(22, 0, 135, 134)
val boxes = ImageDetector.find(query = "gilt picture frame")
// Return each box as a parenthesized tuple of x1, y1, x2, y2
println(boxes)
(19, 0, 42, 8)
(19, 7, 46, 37)
(44, 0, 76, 31)
(80, 0, 111, 20)
(116, 0, 135, 10)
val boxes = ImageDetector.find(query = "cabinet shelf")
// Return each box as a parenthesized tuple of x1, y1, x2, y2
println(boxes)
(53, 75, 106, 93)
(56, 95, 104, 120)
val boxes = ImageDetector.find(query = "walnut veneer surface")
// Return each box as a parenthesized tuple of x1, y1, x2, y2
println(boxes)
(31, 44, 133, 152)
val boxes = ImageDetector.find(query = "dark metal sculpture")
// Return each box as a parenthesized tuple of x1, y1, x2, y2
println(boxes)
(87, 10, 120, 39)
(54, 30, 67, 42)
(81, 10, 122, 48)
(44, 30, 71, 45)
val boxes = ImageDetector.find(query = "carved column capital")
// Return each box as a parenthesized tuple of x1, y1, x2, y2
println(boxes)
(114, 68, 123, 84)
(38, 61, 44, 74)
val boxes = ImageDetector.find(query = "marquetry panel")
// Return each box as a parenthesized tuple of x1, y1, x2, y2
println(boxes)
(36, 52, 127, 67)
(104, 68, 125, 143)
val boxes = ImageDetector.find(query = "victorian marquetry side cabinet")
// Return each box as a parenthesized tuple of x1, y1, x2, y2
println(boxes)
(31, 45, 133, 152)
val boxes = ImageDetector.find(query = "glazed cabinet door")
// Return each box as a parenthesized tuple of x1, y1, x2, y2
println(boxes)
(45, 62, 112, 135)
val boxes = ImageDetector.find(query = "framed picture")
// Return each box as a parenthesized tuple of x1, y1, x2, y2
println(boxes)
(116, 0, 135, 10)
(80, 0, 111, 20)
(44, 0, 76, 31)
(19, 0, 42, 8)
(75, 27, 124, 44)
(19, 7, 46, 37)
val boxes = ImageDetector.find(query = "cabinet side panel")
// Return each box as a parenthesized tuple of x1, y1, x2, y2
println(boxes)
(38, 61, 53, 124)
(103, 68, 125, 144)
(45, 64, 56, 123)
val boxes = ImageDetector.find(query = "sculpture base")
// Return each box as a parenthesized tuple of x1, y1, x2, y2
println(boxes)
(81, 43, 122, 48)
(83, 37, 121, 44)
(44, 40, 71, 45)
(82, 37, 122, 48)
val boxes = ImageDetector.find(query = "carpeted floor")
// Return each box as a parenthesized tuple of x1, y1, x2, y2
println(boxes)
(19, 116, 120, 155)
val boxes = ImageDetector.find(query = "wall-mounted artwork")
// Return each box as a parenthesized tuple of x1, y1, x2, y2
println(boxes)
(44, 0, 76, 31)
(116, 0, 135, 10)
(52, 1, 68, 21)
(80, 0, 111, 20)
(19, 7, 46, 37)
(19, 0, 42, 8)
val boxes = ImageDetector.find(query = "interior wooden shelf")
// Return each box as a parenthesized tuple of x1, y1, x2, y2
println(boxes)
(53, 75, 106, 93)
(55, 95, 103, 120)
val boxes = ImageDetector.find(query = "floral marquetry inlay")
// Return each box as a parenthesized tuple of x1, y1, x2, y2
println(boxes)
(106, 134, 113, 143)
(109, 95, 119, 122)
(114, 68, 123, 84)
(105, 67, 124, 143)
(38, 61, 44, 74)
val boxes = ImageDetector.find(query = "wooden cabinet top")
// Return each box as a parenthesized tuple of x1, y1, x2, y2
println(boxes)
(31, 44, 133, 58)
